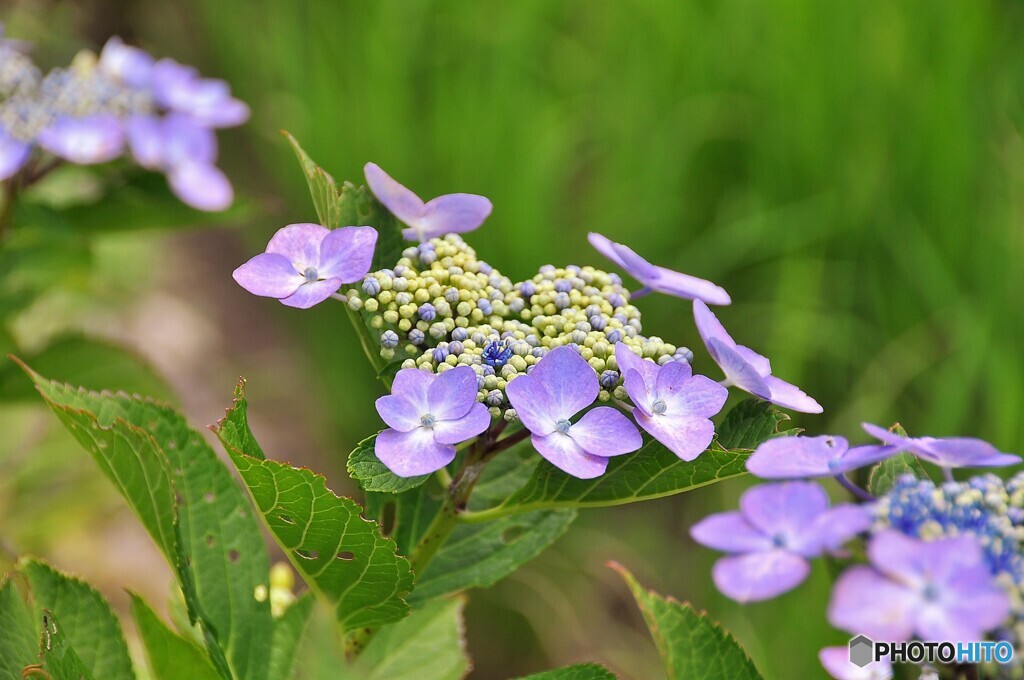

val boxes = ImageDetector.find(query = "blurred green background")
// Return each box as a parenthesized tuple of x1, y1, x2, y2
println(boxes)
(3, 0, 1024, 677)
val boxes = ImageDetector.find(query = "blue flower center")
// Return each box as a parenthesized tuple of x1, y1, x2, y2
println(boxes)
(482, 340, 514, 368)
(771, 533, 787, 548)
(652, 399, 667, 415)
(420, 413, 437, 428)
(555, 419, 572, 435)
(303, 267, 319, 283)
(921, 582, 939, 602)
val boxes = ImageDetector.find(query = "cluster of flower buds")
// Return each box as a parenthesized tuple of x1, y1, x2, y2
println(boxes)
(342, 234, 689, 420)
(0, 27, 246, 210)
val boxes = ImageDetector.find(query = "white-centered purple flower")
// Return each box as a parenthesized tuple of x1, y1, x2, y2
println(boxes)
(747, 435, 897, 479)
(862, 423, 1021, 469)
(233, 223, 377, 309)
(819, 647, 892, 680)
(128, 113, 233, 211)
(587, 232, 731, 305)
(614, 342, 727, 461)
(374, 366, 491, 476)
(364, 162, 492, 242)
(505, 345, 642, 479)
(149, 59, 249, 128)
(828, 530, 1010, 641)
(693, 299, 822, 413)
(690, 482, 870, 602)
(36, 114, 125, 165)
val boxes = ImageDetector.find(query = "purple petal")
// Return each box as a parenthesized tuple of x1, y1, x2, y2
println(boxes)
(433, 402, 491, 445)
(932, 569, 1010, 641)
(865, 530, 935, 583)
(693, 299, 738, 357)
(610, 241, 661, 281)
(531, 432, 609, 479)
(317, 226, 378, 284)
(391, 369, 434, 414)
(762, 375, 822, 414)
(427, 365, 479, 421)
(837, 445, 899, 473)
(364, 163, 425, 230)
(420, 193, 492, 237)
(150, 59, 248, 128)
(916, 437, 1021, 468)
(623, 370, 654, 416)
(861, 423, 906, 449)
(648, 265, 732, 306)
(568, 407, 642, 457)
(801, 505, 872, 555)
(635, 410, 715, 462)
(266, 223, 330, 270)
(127, 116, 164, 169)
(167, 162, 233, 212)
(37, 115, 124, 164)
(587, 232, 629, 270)
(160, 114, 218, 167)
(375, 427, 455, 477)
(0, 131, 30, 181)
(828, 566, 917, 641)
(528, 346, 599, 419)
(614, 342, 660, 386)
(232, 253, 303, 298)
(374, 395, 420, 432)
(734, 345, 770, 376)
(819, 647, 892, 680)
(98, 37, 153, 88)
(740, 481, 830, 537)
(712, 551, 810, 602)
(278, 278, 342, 309)
(747, 435, 849, 479)
(505, 374, 557, 435)
(656, 371, 727, 419)
(690, 511, 772, 553)
(709, 338, 771, 399)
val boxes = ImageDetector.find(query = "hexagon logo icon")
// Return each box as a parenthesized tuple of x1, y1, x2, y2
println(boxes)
(848, 635, 874, 668)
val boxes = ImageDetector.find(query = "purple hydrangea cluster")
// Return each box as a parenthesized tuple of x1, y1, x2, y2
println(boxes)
(0, 30, 247, 210)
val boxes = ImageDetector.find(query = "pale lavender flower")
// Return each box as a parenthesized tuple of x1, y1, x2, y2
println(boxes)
(364, 162, 492, 242)
(614, 342, 727, 461)
(233, 223, 377, 309)
(690, 482, 870, 602)
(747, 435, 897, 479)
(828, 530, 1010, 641)
(97, 37, 154, 88)
(588, 232, 730, 305)
(693, 299, 822, 413)
(506, 345, 642, 478)
(374, 366, 491, 476)
(819, 647, 891, 680)
(149, 59, 249, 128)
(128, 113, 232, 211)
(36, 114, 125, 164)
(862, 423, 1021, 469)
(0, 128, 30, 181)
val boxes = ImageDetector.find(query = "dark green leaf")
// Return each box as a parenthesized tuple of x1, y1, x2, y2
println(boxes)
(130, 593, 220, 680)
(713, 399, 796, 451)
(515, 664, 618, 680)
(348, 434, 429, 494)
(611, 563, 762, 680)
(867, 424, 928, 495)
(0, 577, 38, 679)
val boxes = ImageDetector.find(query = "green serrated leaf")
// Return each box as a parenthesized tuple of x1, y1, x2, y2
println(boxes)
(130, 593, 220, 680)
(348, 434, 429, 494)
(867, 423, 928, 496)
(351, 596, 471, 680)
(267, 594, 315, 680)
(514, 663, 618, 680)
(0, 577, 39, 679)
(36, 610, 97, 680)
(713, 399, 795, 451)
(23, 362, 272, 680)
(611, 563, 762, 680)
(213, 381, 414, 632)
(20, 559, 135, 680)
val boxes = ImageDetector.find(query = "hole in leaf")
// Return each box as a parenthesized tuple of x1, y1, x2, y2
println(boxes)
(97, 440, 108, 450)
(277, 513, 296, 525)
(166, 440, 177, 450)
(295, 549, 318, 560)
(501, 526, 526, 544)
(206, 535, 215, 547)
(336, 551, 355, 561)
(228, 550, 239, 563)
(203, 492, 215, 503)
(175, 491, 185, 505)
(377, 502, 396, 535)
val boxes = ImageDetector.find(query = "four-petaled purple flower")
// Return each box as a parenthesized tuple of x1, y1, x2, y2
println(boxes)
(506, 345, 642, 478)
(747, 434, 897, 479)
(374, 366, 491, 476)
(693, 299, 822, 413)
(588, 232, 731, 305)
(690, 482, 870, 602)
(828, 530, 1010, 641)
(364, 162, 492, 242)
(614, 342, 727, 461)
(233, 223, 377, 308)
(862, 423, 1020, 469)
(819, 647, 892, 680)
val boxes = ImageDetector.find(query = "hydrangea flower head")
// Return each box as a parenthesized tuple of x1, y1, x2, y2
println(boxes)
(819, 647, 892, 680)
(829, 530, 1010, 641)
(588, 232, 731, 305)
(505, 345, 642, 478)
(690, 482, 870, 602)
(364, 162, 492, 242)
(374, 366, 491, 476)
(614, 342, 727, 461)
(233, 224, 377, 308)
(693, 300, 822, 413)
(862, 423, 1020, 469)
(747, 434, 897, 479)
